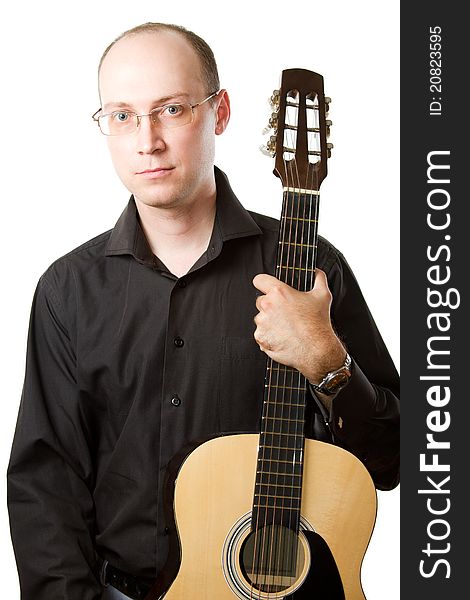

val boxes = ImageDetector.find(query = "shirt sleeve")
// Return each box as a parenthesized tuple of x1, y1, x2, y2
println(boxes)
(7, 273, 102, 599)
(317, 243, 400, 491)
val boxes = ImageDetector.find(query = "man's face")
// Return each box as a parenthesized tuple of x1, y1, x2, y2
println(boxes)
(98, 31, 227, 210)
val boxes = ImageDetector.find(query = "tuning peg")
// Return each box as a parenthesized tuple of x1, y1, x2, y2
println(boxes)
(325, 96, 331, 114)
(260, 144, 276, 157)
(267, 135, 277, 153)
(326, 119, 332, 137)
(269, 89, 280, 108)
(260, 144, 274, 157)
(262, 112, 279, 135)
(327, 142, 334, 158)
(259, 135, 277, 157)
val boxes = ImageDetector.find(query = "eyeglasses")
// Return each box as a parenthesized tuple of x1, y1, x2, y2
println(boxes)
(92, 91, 219, 136)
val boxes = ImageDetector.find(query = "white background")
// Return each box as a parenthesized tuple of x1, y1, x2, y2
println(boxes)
(0, 1, 399, 597)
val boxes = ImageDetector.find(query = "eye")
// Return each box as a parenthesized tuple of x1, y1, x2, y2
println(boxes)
(112, 111, 131, 123)
(162, 104, 184, 117)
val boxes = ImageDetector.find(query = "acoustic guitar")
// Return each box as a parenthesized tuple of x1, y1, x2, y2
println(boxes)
(151, 69, 377, 600)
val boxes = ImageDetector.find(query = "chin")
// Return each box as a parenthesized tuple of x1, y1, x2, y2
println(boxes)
(134, 187, 187, 210)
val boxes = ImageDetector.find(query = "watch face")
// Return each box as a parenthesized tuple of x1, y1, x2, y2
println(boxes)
(324, 370, 350, 393)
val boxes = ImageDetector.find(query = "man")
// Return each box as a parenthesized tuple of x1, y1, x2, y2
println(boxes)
(8, 23, 399, 600)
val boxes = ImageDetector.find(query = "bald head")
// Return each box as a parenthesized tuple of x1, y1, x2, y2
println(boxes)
(98, 23, 220, 98)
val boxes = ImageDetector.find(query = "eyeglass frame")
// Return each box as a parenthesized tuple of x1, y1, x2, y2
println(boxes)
(91, 91, 220, 136)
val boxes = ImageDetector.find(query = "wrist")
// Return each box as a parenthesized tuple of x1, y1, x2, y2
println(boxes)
(303, 337, 347, 384)
(309, 352, 352, 397)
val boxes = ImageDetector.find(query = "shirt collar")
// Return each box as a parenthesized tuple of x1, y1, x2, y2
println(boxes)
(105, 166, 262, 267)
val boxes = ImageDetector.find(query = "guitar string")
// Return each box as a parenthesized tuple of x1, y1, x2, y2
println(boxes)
(297, 94, 322, 595)
(276, 97, 301, 598)
(283, 91, 317, 596)
(270, 92, 303, 597)
(251, 100, 300, 589)
(249, 128, 294, 596)
(251, 88, 322, 598)
(277, 91, 321, 597)
(252, 91, 299, 598)
(286, 105, 309, 596)
(270, 90, 312, 598)
(284, 120, 303, 595)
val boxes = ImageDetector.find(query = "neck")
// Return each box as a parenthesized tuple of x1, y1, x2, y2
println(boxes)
(135, 188, 217, 277)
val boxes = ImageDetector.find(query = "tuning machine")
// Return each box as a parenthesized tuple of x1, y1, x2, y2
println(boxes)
(260, 134, 277, 157)
(326, 119, 332, 138)
(325, 96, 332, 151)
(325, 96, 331, 114)
(269, 89, 280, 109)
(262, 112, 279, 135)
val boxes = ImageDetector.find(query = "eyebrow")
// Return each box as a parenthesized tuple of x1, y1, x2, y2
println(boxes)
(102, 92, 191, 112)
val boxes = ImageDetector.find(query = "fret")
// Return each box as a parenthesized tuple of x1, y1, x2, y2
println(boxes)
(262, 416, 304, 423)
(254, 497, 301, 508)
(258, 457, 302, 465)
(264, 398, 305, 409)
(261, 430, 302, 437)
(251, 507, 300, 531)
(283, 216, 318, 223)
(278, 241, 317, 248)
(259, 452, 302, 467)
(264, 384, 305, 392)
(264, 398, 304, 407)
(257, 470, 301, 477)
(261, 420, 305, 437)
(254, 493, 301, 500)
(263, 406, 305, 421)
(257, 473, 302, 483)
(262, 402, 306, 425)
(260, 432, 304, 445)
(255, 485, 302, 502)
(265, 377, 306, 395)
(255, 481, 302, 489)
(266, 364, 300, 372)
(265, 368, 303, 378)
(260, 443, 303, 451)
(259, 447, 304, 462)
(277, 264, 313, 272)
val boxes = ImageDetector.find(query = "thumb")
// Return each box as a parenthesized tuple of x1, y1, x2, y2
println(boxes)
(253, 273, 282, 294)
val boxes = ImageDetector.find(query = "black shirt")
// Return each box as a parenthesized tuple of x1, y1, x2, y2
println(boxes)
(8, 168, 399, 599)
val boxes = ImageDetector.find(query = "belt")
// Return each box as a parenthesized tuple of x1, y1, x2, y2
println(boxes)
(100, 559, 154, 600)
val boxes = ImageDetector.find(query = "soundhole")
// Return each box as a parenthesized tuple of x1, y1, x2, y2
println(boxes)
(222, 512, 312, 599)
(240, 525, 306, 594)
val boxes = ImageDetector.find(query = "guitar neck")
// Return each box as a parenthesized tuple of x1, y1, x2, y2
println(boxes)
(252, 189, 320, 533)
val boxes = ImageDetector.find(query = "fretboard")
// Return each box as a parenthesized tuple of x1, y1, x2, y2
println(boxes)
(251, 190, 320, 533)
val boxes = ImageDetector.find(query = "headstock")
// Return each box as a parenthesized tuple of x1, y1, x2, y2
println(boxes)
(261, 69, 332, 192)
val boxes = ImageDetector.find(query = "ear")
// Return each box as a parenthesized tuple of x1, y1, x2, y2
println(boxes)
(214, 89, 231, 135)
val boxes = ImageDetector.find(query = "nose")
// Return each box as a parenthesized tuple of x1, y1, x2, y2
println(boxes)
(136, 114, 166, 155)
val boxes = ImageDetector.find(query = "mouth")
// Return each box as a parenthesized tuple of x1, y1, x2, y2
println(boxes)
(136, 167, 175, 178)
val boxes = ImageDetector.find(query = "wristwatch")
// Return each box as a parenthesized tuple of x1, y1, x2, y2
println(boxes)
(310, 353, 352, 396)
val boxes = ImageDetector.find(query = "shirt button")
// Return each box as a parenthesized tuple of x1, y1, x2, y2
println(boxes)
(174, 337, 184, 348)
(177, 278, 187, 288)
(171, 395, 181, 406)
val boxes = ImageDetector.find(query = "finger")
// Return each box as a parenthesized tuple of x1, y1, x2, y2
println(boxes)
(252, 273, 282, 294)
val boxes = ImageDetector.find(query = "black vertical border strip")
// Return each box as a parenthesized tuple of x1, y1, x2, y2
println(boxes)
(401, 3, 467, 597)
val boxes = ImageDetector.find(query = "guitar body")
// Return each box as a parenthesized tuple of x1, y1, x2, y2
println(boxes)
(163, 434, 376, 599)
